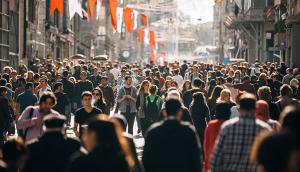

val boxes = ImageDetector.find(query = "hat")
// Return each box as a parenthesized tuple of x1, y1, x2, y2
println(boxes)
(44, 114, 66, 128)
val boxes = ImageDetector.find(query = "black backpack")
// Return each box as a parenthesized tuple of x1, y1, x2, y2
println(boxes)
(146, 96, 160, 123)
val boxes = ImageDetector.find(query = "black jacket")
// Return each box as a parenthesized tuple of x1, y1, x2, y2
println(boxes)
(62, 78, 75, 102)
(24, 132, 81, 172)
(142, 118, 203, 172)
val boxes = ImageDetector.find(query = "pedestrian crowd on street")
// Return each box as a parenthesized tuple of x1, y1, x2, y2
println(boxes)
(0, 58, 300, 172)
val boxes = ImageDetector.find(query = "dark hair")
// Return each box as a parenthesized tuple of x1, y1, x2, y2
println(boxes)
(18, 77, 26, 86)
(0, 86, 7, 95)
(62, 70, 69, 77)
(0, 79, 7, 86)
(226, 77, 233, 83)
(149, 85, 158, 95)
(242, 76, 250, 82)
(251, 131, 300, 172)
(33, 73, 40, 80)
(54, 82, 63, 91)
(125, 75, 132, 81)
(193, 78, 203, 88)
(209, 85, 224, 101)
(39, 92, 56, 105)
(110, 114, 127, 131)
(215, 102, 231, 120)
(239, 93, 256, 111)
(81, 91, 93, 99)
(280, 105, 300, 135)
(25, 82, 34, 90)
(2, 138, 27, 163)
(2, 73, 9, 83)
(280, 84, 292, 96)
(165, 98, 182, 116)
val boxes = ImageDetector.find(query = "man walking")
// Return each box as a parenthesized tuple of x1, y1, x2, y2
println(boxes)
(99, 76, 115, 112)
(142, 98, 203, 172)
(210, 93, 271, 172)
(74, 71, 94, 109)
(117, 76, 137, 134)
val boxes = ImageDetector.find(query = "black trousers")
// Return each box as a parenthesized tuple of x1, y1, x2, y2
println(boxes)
(121, 112, 136, 135)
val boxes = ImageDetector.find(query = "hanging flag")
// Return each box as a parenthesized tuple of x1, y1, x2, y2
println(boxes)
(88, 0, 97, 18)
(137, 28, 143, 44)
(96, 0, 102, 20)
(116, 7, 124, 33)
(69, 0, 83, 19)
(150, 50, 156, 63)
(149, 30, 155, 47)
(110, 0, 118, 30)
(144, 28, 149, 45)
(123, 7, 133, 33)
(50, 0, 64, 16)
(140, 14, 148, 27)
(9, 0, 15, 11)
(133, 10, 139, 30)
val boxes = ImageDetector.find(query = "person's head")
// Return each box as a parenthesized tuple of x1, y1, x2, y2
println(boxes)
(33, 73, 40, 82)
(92, 88, 103, 101)
(242, 76, 250, 83)
(39, 92, 57, 114)
(173, 69, 179, 75)
(110, 114, 127, 131)
(238, 93, 257, 115)
(226, 77, 233, 84)
(193, 65, 199, 73)
(280, 84, 293, 97)
(258, 86, 272, 102)
(18, 78, 26, 87)
(251, 131, 300, 172)
(182, 80, 192, 91)
(165, 98, 183, 119)
(1, 74, 9, 83)
(192, 92, 207, 107)
(192, 78, 203, 89)
(100, 76, 108, 86)
(149, 85, 158, 95)
(53, 82, 63, 92)
(215, 102, 231, 120)
(1, 137, 27, 170)
(82, 115, 135, 168)
(124, 76, 132, 86)
(210, 85, 224, 100)
(81, 91, 93, 107)
(69, 77, 76, 84)
(26, 71, 34, 80)
(279, 105, 300, 135)
(0, 86, 7, 96)
(25, 82, 34, 92)
(39, 76, 48, 87)
(43, 114, 67, 133)
(171, 81, 178, 88)
(0, 79, 6, 87)
(219, 89, 232, 102)
(290, 79, 299, 89)
(139, 80, 150, 93)
(255, 100, 270, 122)
(80, 71, 88, 81)
(62, 70, 69, 78)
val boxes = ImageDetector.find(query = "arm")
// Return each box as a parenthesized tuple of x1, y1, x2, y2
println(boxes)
(117, 88, 126, 103)
(16, 107, 36, 129)
(73, 123, 80, 137)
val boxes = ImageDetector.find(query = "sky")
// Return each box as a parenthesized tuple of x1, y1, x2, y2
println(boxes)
(176, 0, 215, 23)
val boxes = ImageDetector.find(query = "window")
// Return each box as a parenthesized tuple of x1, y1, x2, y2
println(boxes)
(0, 0, 10, 62)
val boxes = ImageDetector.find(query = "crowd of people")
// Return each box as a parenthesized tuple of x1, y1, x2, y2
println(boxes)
(0, 58, 300, 172)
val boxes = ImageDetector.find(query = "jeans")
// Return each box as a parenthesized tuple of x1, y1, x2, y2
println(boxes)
(121, 112, 136, 135)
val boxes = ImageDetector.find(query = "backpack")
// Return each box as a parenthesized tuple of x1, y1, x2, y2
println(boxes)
(146, 96, 160, 123)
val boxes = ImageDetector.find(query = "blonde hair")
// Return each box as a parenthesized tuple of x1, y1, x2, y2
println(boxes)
(217, 89, 232, 103)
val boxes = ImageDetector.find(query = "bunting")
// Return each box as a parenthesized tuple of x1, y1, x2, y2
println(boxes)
(149, 31, 155, 47)
(137, 28, 143, 44)
(96, 0, 102, 20)
(88, 0, 97, 18)
(150, 50, 156, 63)
(50, 0, 64, 16)
(133, 10, 139, 30)
(117, 7, 124, 33)
(110, 0, 118, 30)
(144, 28, 149, 45)
(69, 0, 83, 19)
(123, 7, 133, 33)
(140, 14, 148, 27)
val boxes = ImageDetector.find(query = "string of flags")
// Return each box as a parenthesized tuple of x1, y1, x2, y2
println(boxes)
(50, 0, 157, 61)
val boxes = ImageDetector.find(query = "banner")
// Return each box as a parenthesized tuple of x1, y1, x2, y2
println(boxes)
(149, 31, 155, 47)
(69, 0, 83, 19)
(138, 28, 143, 44)
(144, 28, 149, 45)
(117, 7, 124, 33)
(50, 0, 64, 15)
(133, 10, 139, 30)
(141, 14, 148, 27)
(123, 7, 133, 33)
(88, 0, 97, 18)
(110, 0, 118, 30)
(150, 50, 155, 63)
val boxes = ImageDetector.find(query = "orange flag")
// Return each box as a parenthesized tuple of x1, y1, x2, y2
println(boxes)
(149, 31, 155, 47)
(88, 0, 97, 18)
(138, 28, 143, 44)
(150, 50, 155, 63)
(50, 0, 63, 16)
(110, 0, 118, 30)
(123, 7, 133, 33)
(140, 14, 148, 27)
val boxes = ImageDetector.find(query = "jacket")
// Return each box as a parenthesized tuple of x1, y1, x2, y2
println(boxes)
(117, 86, 137, 113)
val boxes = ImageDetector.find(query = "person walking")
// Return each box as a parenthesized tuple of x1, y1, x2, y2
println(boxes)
(92, 88, 109, 115)
(136, 80, 150, 136)
(117, 76, 137, 135)
(99, 76, 115, 112)
(142, 98, 203, 172)
(0, 86, 11, 146)
(144, 85, 162, 130)
(74, 71, 94, 109)
(17, 93, 60, 142)
(210, 93, 271, 172)
(24, 115, 81, 172)
(53, 82, 70, 117)
(255, 100, 281, 131)
(74, 91, 102, 137)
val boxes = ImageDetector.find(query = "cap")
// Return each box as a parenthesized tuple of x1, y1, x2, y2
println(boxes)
(43, 114, 66, 128)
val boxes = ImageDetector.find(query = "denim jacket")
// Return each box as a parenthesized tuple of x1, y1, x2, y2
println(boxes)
(117, 86, 137, 113)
